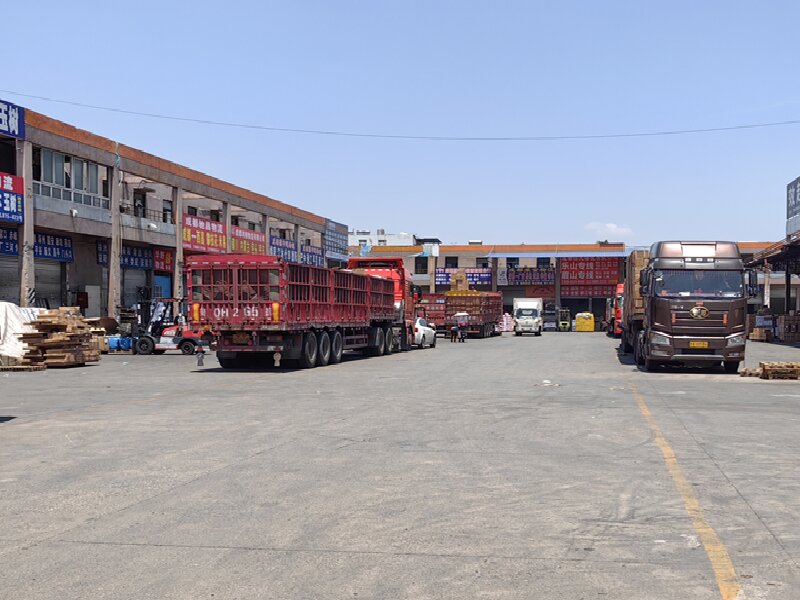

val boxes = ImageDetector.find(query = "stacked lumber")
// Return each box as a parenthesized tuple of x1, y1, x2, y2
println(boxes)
(749, 328, 773, 342)
(18, 307, 101, 369)
(760, 362, 800, 380)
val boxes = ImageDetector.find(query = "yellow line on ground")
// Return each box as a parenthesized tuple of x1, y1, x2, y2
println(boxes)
(630, 384, 741, 600)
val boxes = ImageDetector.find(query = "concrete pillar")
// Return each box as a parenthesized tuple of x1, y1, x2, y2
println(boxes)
(428, 255, 436, 293)
(16, 140, 34, 307)
(555, 258, 562, 307)
(222, 201, 231, 253)
(107, 165, 122, 318)
(172, 187, 184, 300)
(786, 268, 792, 315)
(293, 223, 301, 262)
(260, 214, 269, 255)
(491, 257, 499, 292)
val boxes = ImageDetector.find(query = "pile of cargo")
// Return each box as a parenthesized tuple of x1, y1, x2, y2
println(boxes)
(741, 362, 800, 380)
(777, 315, 800, 343)
(18, 307, 101, 369)
(443, 291, 502, 338)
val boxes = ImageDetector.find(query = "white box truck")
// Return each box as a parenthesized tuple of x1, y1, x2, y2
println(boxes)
(513, 298, 543, 336)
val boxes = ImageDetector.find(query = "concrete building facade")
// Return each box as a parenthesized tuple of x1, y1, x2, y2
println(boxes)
(0, 98, 349, 317)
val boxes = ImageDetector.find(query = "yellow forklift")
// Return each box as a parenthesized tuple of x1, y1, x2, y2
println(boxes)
(557, 308, 571, 332)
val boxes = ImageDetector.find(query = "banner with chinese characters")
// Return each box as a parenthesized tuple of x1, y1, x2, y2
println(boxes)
(560, 284, 616, 298)
(560, 257, 620, 285)
(325, 220, 349, 261)
(0, 228, 73, 261)
(524, 285, 555, 299)
(300, 244, 325, 266)
(182, 214, 227, 253)
(0, 226, 18, 256)
(505, 267, 556, 286)
(34, 233, 73, 262)
(269, 236, 298, 262)
(435, 268, 493, 286)
(231, 226, 267, 255)
(97, 241, 154, 270)
(0, 172, 24, 224)
(153, 248, 174, 272)
(0, 98, 25, 139)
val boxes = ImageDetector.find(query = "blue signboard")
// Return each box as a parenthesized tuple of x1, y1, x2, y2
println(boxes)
(97, 241, 154, 269)
(34, 233, 73, 262)
(325, 220, 349, 261)
(300, 244, 325, 267)
(0, 99, 25, 139)
(0, 226, 18, 256)
(435, 268, 493, 286)
(269, 235, 298, 262)
(0, 172, 24, 224)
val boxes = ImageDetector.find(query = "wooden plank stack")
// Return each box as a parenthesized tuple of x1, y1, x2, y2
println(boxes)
(740, 362, 800, 380)
(19, 307, 101, 369)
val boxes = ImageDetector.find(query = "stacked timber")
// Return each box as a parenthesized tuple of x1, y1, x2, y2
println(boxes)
(19, 307, 101, 369)
(740, 362, 800, 380)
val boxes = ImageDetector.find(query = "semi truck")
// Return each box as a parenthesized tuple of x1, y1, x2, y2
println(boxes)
(443, 291, 502, 338)
(346, 256, 421, 351)
(512, 297, 543, 336)
(620, 241, 756, 373)
(186, 255, 399, 369)
(415, 293, 446, 336)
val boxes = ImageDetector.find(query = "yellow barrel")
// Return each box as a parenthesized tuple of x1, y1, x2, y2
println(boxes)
(575, 312, 595, 332)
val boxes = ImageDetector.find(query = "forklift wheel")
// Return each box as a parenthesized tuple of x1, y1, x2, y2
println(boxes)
(179, 340, 196, 355)
(135, 337, 155, 355)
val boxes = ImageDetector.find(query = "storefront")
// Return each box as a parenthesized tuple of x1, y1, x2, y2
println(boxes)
(559, 258, 622, 326)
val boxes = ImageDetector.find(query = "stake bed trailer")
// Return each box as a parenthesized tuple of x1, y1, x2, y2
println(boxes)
(186, 255, 399, 368)
(443, 291, 502, 338)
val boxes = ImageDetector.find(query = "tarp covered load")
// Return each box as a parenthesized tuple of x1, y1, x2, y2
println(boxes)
(0, 302, 38, 365)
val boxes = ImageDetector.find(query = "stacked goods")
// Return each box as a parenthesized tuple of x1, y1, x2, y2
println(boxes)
(499, 313, 515, 332)
(450, 270, 470, 291)
(623, 250, 649, 323)
(19, 307, 101, 368)
(443, 291, 502, 338)
(760, 362, 800, 380)
(777, 315, 800, 343)
(749, 328, 773, 342)
(415, 293, 446, 326)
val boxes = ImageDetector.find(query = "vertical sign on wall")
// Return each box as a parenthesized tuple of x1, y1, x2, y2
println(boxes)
(0, 172, 24, 224)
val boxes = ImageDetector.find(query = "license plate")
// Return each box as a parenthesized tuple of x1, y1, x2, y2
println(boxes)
(689, 341, 709, 349)
(232, 333, 250, 345)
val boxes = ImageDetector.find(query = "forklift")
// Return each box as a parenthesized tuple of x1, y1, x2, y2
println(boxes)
(132, 298, 209, 355)
(557, 308, 572, 332)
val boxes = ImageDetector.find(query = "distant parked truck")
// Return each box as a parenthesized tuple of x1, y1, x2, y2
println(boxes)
(605, 283, 624, 337)
(415, 293, 446, 336)
(512, 297, 543, 336)
(443, 291, 502, 338)
(620, 241, 757, 373)
(186, 255, 399, 369)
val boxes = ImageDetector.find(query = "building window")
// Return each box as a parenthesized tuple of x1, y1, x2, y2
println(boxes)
(209, 210, 221, 222)
(415, 257, 428, 274)
(358, 239, 367, 246)
(377, 240, 387, 246)
(231, 216, 240, 227)
(187, 206, 198, 216)
(537, 257, 551, 268)
(506, 257, 519, 269)
(133, 189, 146, 218)
(445, 256, 458, 269)
(476, 257, 490, 268)
(162, 199, 173, 224)
(248, 222, 257, 231)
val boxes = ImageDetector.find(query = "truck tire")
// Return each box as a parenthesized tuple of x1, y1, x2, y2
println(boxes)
(299, 331, 318, 368)
(723, 361, 740, 374)
(218, 354, 241, 369)
(329, 330, 344, 364)
(643, 358, 658, 372)
(634, 334, 645, 366)
(135, 337, 155, 355)
(317, 331, 331, 367)
(515, 331, 521, 337)
(621, 334, 633, 354)
(383, 327, 393, 355)
(373, 328, 385, 356)
(179, 340, 196, 355)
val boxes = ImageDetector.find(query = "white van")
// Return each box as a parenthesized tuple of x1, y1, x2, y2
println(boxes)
(513, 298, 543, 336)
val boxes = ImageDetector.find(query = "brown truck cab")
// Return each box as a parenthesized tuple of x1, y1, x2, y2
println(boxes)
(634, 241, 757, 373)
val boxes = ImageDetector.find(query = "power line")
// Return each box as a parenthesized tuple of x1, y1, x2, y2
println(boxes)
(3, 88, 800, 142)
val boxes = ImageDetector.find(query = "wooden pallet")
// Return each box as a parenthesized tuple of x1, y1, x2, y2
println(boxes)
(759, 362, 800, 380)
(740, 368, 762, 378)
(16, 307, 102, 370)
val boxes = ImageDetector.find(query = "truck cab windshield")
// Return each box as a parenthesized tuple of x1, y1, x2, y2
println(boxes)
(653, 270, 744, 298)
(516, 308, 539, 318)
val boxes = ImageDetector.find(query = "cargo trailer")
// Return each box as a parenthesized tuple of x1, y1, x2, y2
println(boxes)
(443, 291, 502, 338)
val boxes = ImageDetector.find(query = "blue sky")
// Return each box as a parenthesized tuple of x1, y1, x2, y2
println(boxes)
(6, 1, 800, 245)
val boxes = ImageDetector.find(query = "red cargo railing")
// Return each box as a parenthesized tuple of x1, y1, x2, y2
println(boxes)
(186, 255, 395, 330)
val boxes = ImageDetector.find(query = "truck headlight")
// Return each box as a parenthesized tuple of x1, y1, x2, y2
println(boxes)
(650, 332, 671, 346)
(726, 334, 745, 347)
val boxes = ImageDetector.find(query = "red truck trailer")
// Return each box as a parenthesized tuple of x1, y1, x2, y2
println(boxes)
(415, 293, 446, 336)
(346, 257, 421, 351)
(443, 291, 502, 338)
(186, 255, 399, 369)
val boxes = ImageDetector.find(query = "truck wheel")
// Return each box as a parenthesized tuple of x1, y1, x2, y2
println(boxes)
(634, 336, 645, 366)
(329, 330, 344, 364)
(383, 327, 393, 354)
(373, 328, 385, 356)
(643, 359, 658, 372)
(317, 331, 331, 366)
(299, 331, 318, 368)
(218, 355, 241, 369)
(179, 340, 196, 355)
(723, 361, 740, 374)
(135, 337, 155, 355)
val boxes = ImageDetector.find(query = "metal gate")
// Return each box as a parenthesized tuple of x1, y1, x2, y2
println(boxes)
(0, 256, 19, 303)
(34, 260, 64, 309)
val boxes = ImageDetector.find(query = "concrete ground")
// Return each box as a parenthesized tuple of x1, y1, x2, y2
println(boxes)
(1, 334, 799, 599)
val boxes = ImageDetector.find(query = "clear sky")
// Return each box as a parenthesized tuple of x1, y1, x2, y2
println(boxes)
(6, 1, 800, 245)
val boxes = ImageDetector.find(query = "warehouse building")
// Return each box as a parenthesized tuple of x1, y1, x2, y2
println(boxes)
(0, 97, 349, 317)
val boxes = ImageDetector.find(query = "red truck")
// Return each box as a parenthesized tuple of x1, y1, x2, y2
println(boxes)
(346, 257, 421, 351)
(443, 291, 502, 338)
(415, 293, 446, 335)
(186, 255, 398, 369)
